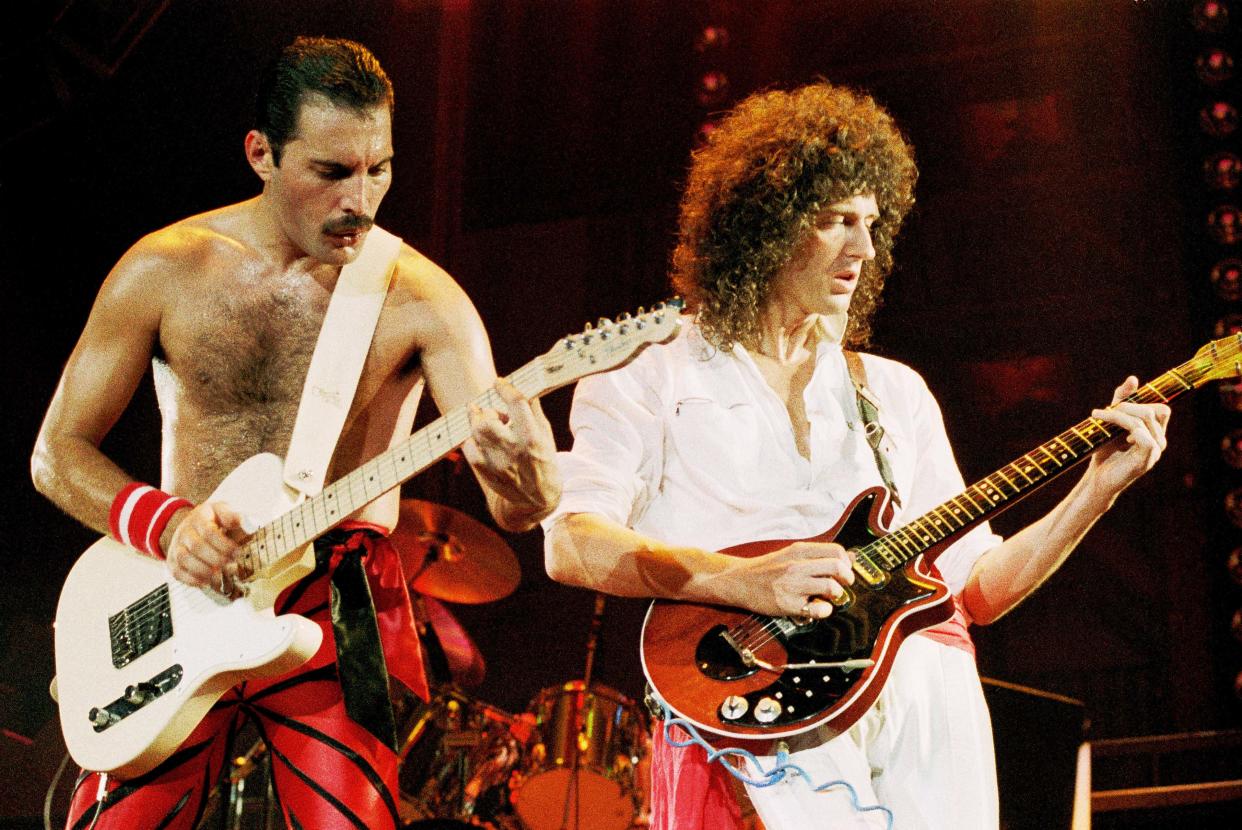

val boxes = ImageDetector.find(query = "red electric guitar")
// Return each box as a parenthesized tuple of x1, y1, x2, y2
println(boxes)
(641, 335, 1241, 743)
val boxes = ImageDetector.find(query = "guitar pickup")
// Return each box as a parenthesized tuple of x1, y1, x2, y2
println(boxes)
(87, 664, 183, 732)
(852, 556, 889, 588)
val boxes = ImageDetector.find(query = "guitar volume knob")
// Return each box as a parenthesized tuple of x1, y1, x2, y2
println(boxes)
(720, 695, 749, 721)
(753, 697, 781, 723)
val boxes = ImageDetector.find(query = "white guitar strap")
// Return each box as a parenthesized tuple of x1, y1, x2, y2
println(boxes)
(283, 226, 402, 498)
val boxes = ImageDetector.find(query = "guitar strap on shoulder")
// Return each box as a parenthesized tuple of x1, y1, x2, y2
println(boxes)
(283, 226, 403, 498)
(844, 350, 902, 509)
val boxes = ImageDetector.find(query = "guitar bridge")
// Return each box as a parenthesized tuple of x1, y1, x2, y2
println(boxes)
(109, 584, 174, 669)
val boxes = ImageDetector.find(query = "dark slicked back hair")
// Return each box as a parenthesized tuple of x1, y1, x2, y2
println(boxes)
(255, 36, 394, 165)
(672, 81, 917, 350)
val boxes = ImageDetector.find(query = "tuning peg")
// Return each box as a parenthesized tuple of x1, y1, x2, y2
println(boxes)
(597, 317, 613, 328)
(583, 321, 594, 331)
(617, 311, 632, 321)
(636, 306, 646, 315)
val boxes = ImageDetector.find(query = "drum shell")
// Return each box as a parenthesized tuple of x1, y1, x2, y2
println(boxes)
(526, 681, 644, 775)
(515, 681, 647, 830)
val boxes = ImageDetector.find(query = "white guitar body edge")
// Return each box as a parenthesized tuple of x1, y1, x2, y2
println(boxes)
(54, 453, 324, 778)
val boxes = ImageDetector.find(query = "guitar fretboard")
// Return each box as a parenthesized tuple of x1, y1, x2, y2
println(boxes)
(230, 299, 684, 575)
(239, 368, 542, 571)
(852, 349, 1228, 581)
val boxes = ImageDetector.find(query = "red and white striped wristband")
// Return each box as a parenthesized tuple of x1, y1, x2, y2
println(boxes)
(108, 483, 194, 559)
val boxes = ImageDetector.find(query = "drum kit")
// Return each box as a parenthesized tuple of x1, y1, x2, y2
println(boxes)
(209, 499, 653, 830)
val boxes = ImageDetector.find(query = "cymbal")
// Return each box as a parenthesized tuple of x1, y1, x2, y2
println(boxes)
(393, 499, 520, 604)
(417, 596, 486, 689)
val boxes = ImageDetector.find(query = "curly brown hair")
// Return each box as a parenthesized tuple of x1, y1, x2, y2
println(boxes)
(671, 81, 917, 350)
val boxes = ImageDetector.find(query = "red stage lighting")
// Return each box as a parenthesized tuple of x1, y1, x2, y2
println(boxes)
(694, 120, 719, 147)
(1208, 205, 1242, 245)
(1221, 429, 1242, 467)
(697, 71, 729, 106)
(1201, 101, 1239, 137)
(1192, 0, 1231, 33)
(1212, 312, 1242, 337)
(695, 25, 730, 52)
(1222, 487, 1242, 525)
(1228, 547, 1242, 585)
(1210, 259, 1242, 300)
(1196, 48, 1236, 84)
(1217, 378, 1242, 411)
(1206, 152, 1242, 190)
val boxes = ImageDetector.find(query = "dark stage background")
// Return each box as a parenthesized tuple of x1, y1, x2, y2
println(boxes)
(3, 0, 1240, 824)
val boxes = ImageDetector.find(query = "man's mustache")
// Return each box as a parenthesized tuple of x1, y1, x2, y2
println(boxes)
(323, 216, 374, 234)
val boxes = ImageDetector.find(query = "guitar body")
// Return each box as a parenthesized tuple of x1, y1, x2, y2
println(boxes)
(54, 453, 323, 778)
(641, 487, 953, 747)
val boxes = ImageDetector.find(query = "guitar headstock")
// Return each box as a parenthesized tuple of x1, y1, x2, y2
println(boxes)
(1192, 333, 1242, 386)
(536, 298, 684, 392)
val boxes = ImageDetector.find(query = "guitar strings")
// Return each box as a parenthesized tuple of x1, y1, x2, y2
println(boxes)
(719, 363, 1212, 662)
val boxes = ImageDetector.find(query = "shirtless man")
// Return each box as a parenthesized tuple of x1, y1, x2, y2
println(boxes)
(32, 37, 559, 829)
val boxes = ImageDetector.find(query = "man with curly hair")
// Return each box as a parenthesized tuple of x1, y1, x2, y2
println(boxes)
(543, 81, 1168, 828)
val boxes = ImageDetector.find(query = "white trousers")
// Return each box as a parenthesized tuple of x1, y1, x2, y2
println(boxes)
(742, 636, 998, 830)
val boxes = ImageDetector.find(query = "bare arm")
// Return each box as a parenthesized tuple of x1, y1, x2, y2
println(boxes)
(962, 376, 1170, 624)
(545, 513, 854, 619)
(31, 233, 246, 588)
(412, 255, 560, 532)
(32, 240, 168, 536)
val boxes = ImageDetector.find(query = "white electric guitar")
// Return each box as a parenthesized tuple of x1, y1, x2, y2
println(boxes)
(53, 301, 682, 779)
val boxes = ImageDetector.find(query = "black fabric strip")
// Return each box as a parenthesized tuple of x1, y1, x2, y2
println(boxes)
(253, 719, 285, 827)
(246, 662, 338, 704)
(150, 789, 193, 830)
(330, 540, 399, 752)
(264, 738, 371, 830)
(276, 528, 356, 614)
(251, 701, 400, 828)
(70, 799, 104, 830)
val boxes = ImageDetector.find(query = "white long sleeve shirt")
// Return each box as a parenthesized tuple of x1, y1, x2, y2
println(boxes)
(545, 319, 1001, 597)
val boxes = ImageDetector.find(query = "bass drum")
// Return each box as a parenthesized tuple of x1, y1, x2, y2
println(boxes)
(513, 681, 648, 830)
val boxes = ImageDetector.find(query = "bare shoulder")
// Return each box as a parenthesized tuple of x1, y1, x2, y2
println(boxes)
(106, 206, 252, 303)
(389, 242, 487, 351)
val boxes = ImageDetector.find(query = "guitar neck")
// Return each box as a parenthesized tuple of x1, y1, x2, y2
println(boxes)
(242, 358, 550, 568)
(857, 357, 1207, 576)
(236, 299, 685, 571)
